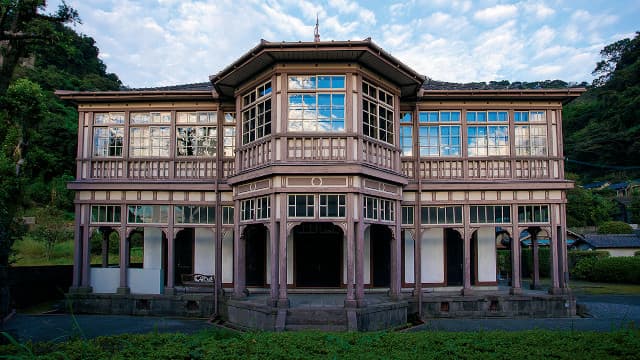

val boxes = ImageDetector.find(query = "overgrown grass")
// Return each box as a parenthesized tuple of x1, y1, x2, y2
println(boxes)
(2, 328, 640, 359)
(570, 280, 640, 295)
(12, 240, 143, 266)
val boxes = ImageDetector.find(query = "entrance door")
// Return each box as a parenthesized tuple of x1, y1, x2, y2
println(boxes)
(294, 223, 342, 287)
(175, 228, 194, 284)
(370, 224, 391, 287)
(445, 229, 463, 286)
(245, 225, 267, 287)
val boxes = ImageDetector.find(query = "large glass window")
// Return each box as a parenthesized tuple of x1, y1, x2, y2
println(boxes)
(518, 205, 549, 223)
(91, 205, 121, 224)
(175, 206, 215, 224)
(288, 75, 345, 132)
(362, 81, 394, 144)
(127, 205, 169, 224)
(470, 205, 511, 224)
(242, 81, 272, 144)
(130, 126, 170, 157)
(319, 194, 346, 218)
(467, 111, 509, 156)
(400, 112, 413, 156)
(420, 206, 463, 225)
(418, 111, 461, 157)
(93, 112, 124, 157)
(176, 111, 217, 156)
(515, 111, 547, 156)
(223, 112, 236, 157)
(288, 195, 314, 218)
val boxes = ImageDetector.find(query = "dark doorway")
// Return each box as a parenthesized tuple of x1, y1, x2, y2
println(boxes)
(370, 224, 391, 288)
(175, 228, 194, 284)
(245, 224, 267, 287)
(294, 223, 342, 287)
(445, 229, 463, 286)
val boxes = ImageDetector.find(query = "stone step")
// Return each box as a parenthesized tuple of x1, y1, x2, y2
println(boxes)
(286, 308, 347, 326)
(285, 324, 347, 332)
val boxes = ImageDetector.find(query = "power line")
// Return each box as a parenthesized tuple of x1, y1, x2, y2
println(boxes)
(565, 157, 640, 170)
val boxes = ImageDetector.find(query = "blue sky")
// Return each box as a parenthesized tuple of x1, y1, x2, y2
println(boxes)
(47, 0, 639, 88)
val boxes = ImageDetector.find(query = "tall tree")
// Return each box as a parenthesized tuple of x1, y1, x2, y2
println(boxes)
(0, 0, 79, 319)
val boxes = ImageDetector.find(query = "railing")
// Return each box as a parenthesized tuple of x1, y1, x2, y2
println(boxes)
(222, 159, 235, 178)
(174, 159, 216, 179)
(286, 136, 346, 161)
(401, 160, 414, 178)
(128, 159, 170, 179)
(91, 159, 125, 178)
(420, 160, 464, 179)
(362, 139, 398, 172)
(468, 160, 511, 179)
(514, 159, 550, 179)
(237, 138, 272, 171)
(85, 158, 215, 180)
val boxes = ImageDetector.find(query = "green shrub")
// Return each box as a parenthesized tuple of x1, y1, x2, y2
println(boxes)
(597, 221, 633, 234)
(12, 236, 47, 260)
(568, 250, 610, 273)
(521, 247, 550, 277)
(573, 256, 640, 284)
(497, 250, 511, 275)
(635, 250, 640, 256)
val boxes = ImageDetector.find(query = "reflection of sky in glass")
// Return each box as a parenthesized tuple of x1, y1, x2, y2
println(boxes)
(288, 93, 345, 132)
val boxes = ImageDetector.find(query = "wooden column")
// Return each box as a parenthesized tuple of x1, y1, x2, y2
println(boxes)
(390, 200, 402, 299)
(101, 228, 109, 268)
(462, 205, 472, 295)
(72, 203, 82, 288)
(345, 193, 356, 307)
(81, 205, 91, 289)
(233, 200, 246, 297)
(355, 218, 366, 306)
(278, 217, 288, 307)
(166, 226, 175, 292)
(559, 203, 569, 289)
(117, 225, 129, 294)
(269, 197, 279, 306)
(509, 224, 522, 295)
(531, 228, 540, 289)
(549, 206, 560, 294)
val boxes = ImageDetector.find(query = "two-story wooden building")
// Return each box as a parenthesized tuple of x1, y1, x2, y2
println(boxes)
(58, 39, 584, 331)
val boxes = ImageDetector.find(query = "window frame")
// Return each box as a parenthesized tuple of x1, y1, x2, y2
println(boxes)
(288, 194, 315, 218)
(242, 80, 272, 145)
(418, 111, 461, 157)
(362, 80, 395, 145)
(319, 194, 346, 218)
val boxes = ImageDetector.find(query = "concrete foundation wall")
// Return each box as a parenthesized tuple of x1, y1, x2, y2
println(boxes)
(194, 228, 214, 275)
(477, 227, 496, 283)
(422, 228, 444, 283)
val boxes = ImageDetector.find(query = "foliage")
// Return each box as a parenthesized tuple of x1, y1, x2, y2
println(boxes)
(630, 191, 640, 224)
(566, 187, 617, 227)
(564, 32, 640, 179)
(597, 221, 634, 234)
(636, 250, 640, 257)
(568, 250, 610, 273)
(28, 206, 73, 259)
(2, 328, 640, 359)
(520, 247, 550, 278)
(573, 256, 640, 284)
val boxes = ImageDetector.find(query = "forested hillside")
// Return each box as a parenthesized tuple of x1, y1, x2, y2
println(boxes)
(563, 32, 640, 181)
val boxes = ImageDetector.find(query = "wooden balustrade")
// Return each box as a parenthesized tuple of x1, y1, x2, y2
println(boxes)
(238, 139, 272, 171)
(401, 160, 414, 178)
(223, 159, 235, 178)
(420, 160, 464, 179)
(91, 159, 124, 179)
(286, 136, 346, 161)
(362, 139, 398, 172)
(174, 159, 217, 179)
(468, 160, 511, 179)
(128, 159, 170, 179)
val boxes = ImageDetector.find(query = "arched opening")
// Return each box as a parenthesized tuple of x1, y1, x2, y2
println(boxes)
(175, 228, 194, 285)
(495, 228, 512, 285)
(244, 224, 268, 287)
(90, 227, 119, 267)
(293, 222, 343, 287)
(369, 224, 392, 288)
(445, 228, 463, 286)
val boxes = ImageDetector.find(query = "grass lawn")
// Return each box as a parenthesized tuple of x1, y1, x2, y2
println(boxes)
(2, 328, 640, 359)
(569, 280, 640, 295)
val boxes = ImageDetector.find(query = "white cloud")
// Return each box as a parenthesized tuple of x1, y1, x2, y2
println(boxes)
(530, 26, 556, 48)
(521, 1, 555, 19)
(474, 4, 518, 23)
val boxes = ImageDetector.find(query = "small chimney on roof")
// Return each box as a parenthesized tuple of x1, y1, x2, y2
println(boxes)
(314, 15, 320, 42)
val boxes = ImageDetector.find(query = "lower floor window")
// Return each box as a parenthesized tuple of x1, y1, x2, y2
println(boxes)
(319, 194, 346, 218)
(288, 194, 314, 218)
(128, 205, 169, 224)
(174, 206, 215, 224)
(421, 206, 462, 225)
(518, 205, 549, 223)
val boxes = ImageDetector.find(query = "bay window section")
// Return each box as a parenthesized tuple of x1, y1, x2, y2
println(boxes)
(418, 111, 461, 157)
(466, 111, 509, 157)
(514, 111, 547, 156)
(288, 75, 345, 132)
(362, 81, 394, 144)
(242, 81, 272, 144)
(93, 112, 124, 157)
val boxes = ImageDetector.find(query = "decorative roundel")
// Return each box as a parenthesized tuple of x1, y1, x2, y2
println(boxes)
(312, 177, 322, 186)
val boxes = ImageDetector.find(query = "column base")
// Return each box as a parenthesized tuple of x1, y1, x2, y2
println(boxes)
(548, 287, 571, 295)
(529, 283, 541, 290)
(232, 289, 249, 299)
(116, 287, 131, 295)
(509, 287, 523, 295)
(344, 299, 358, 308)
(461, 288, 474, 296)
(277, 298, 290, 308)
(163, 287, 176, 295)
(356, 299, 368, 308)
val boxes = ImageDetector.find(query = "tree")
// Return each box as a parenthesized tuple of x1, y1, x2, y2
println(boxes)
(566, 187, 616, 228)
(0, 0, 80, 319)
(597, 221, 634, 234)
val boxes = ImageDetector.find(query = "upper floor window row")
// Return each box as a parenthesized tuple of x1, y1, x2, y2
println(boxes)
(288, 75, 345, 90)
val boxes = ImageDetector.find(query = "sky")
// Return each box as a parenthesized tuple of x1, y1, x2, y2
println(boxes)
(46, 0, 639, 88)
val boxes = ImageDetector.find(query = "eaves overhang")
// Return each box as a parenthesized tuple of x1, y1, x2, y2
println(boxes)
(209, 39, 426, 98)
(55, 90, 216, 103)
(418, 88, 587, 104)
